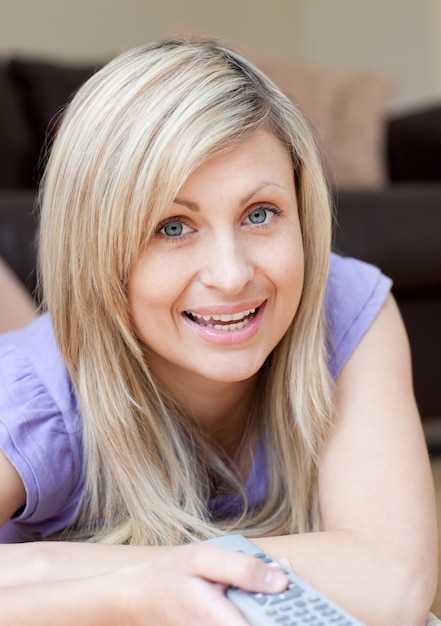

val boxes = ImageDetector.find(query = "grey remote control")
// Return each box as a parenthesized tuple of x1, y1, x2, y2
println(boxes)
(206, 534, 366, 626)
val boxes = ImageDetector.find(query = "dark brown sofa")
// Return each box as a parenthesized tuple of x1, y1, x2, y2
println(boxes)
(333, 186, 441, 422)
(1, 56, 440, 424)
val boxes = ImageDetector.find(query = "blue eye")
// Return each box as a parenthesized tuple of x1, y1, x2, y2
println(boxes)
(249, 208, 267, 224)
(248, 206, 281, 225)
(158, 220, 193, 238)
(162, 221, 184, 237)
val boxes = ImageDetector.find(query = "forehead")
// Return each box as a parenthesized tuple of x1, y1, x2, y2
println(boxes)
(177, 129, 294, 195)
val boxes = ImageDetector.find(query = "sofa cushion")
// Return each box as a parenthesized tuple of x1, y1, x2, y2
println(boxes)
(0, 190, 39, 296)
(332, 185, 441, 290)
(251, 54, 394, 188)
(388, 105, 441, 182)
(7, 58, 99, 180)
(0, 63, 39, 188)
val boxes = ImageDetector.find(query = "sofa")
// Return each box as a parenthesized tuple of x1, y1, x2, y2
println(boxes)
(0, 54, 440, 425)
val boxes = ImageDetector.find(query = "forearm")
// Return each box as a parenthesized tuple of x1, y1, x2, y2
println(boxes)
(0, 574, 120, 626)
(0, 541, 170, 586)
(0, 543, 289, 626)
(254, 529, 436, 626)
(276, 296, 440, 625)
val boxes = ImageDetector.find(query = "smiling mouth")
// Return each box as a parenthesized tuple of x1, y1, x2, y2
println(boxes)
(184, 307, 259, 331)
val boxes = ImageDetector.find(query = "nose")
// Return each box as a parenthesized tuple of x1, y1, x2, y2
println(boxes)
(199, 233, 254, 295)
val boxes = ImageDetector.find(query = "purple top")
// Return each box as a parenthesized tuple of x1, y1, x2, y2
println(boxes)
(0, 254, 392, 542)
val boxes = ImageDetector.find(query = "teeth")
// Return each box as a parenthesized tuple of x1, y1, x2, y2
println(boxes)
(190, 308, 256, 323)
(211, 318, 250, 331)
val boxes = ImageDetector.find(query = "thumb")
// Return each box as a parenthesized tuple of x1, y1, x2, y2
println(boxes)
(279, 557, 293, 571)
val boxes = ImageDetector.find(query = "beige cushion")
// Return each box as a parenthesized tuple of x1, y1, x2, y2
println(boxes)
(250, 54, 394, 189)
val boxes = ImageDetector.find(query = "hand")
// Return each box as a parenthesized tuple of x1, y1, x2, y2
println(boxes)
(115, 542, 288, 625)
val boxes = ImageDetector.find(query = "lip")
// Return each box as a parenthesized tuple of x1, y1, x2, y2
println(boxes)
(182, 301, 267, 345)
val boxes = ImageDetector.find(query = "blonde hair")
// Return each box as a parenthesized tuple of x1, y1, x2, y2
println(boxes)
(39, 38, 333, 544)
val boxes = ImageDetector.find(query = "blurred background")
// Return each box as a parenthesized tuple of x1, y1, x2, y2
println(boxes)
(1, 0, 441, 113)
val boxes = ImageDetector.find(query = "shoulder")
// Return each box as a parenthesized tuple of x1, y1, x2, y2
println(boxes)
(325, 253, 393, 379)
(0, 314, 83, 541)
(0, 313, 73, 406)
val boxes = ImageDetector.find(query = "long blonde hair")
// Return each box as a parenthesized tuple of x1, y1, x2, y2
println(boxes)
(38, 38, 333, 544)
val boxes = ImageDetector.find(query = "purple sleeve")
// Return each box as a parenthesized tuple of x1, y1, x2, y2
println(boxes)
(0, 315, 83, 542)
(326, 254, 393, 380)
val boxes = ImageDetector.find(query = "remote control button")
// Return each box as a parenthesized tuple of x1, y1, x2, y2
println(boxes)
(252, 593, 269, 605)
(307, 595, 321, 603)
(255, 554, 274, 564)
(265, 607, 278, 615)
(270, 588, 304, 605)
(288, 582, 304, 594)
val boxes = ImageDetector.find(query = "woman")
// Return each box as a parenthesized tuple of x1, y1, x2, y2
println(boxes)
(0, 38, 437, 625)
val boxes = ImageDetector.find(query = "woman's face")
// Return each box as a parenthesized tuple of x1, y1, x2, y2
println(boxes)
(128, 129, 304, 393)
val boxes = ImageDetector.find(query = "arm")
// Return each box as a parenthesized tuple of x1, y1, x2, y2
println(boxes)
(0, 455, 288, 625)
(254, 294, 438, 626)
(0, 452, 167, 584)
(0, 258, 37, 333)
(0, 544, 287, 626)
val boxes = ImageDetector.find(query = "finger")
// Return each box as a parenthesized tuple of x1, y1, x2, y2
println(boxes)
(186, 579, 255, 626)
(181, 544, 288, 594)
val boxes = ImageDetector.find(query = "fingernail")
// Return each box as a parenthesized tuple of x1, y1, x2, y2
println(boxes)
(264, 564, 287, 592)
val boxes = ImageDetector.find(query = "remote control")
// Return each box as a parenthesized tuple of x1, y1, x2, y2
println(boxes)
(205, 534, 366, 626)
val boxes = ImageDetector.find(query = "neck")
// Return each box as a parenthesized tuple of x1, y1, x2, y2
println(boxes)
(161, 373, 259, 456)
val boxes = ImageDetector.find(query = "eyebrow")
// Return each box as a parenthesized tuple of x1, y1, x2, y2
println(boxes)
(173, 182, 289, 211)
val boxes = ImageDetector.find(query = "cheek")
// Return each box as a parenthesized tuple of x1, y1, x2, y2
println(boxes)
(278, 246, 304, 278)
(268, 235, 305, 320)
(266, 231, 304, 287)
(127, 259, 159, 326)
(127, 255, 186, 329)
